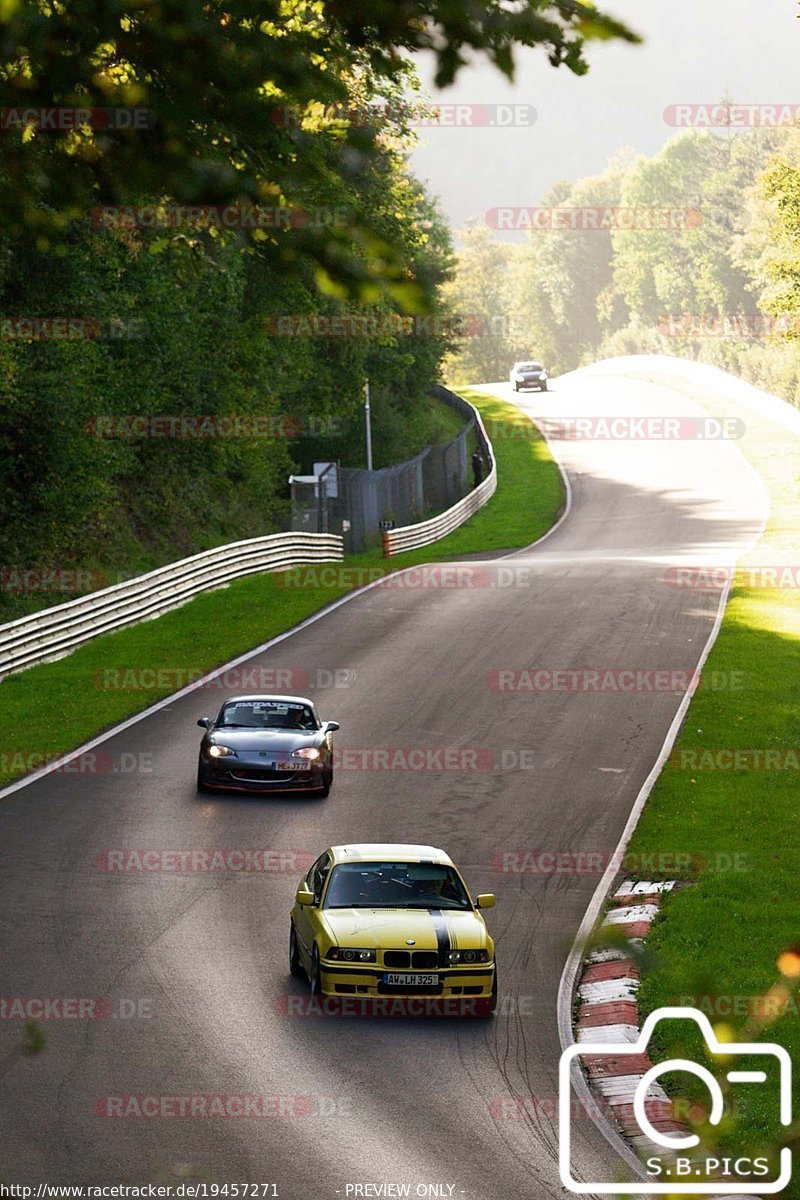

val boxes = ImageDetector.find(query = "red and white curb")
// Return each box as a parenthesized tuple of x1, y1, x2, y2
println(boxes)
(573, 881, 766, 1198)
(574, 880, 691, 1160)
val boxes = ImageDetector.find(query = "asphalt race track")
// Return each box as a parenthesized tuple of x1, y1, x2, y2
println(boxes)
(0, 364, 767, 1199)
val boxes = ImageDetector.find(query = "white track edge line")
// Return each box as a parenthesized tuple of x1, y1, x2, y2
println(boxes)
(555, 372, 773, 1191)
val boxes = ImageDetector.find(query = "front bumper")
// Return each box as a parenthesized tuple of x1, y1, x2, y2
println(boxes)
(318, 960, 495, 1000)
(202, 759, 328, 793)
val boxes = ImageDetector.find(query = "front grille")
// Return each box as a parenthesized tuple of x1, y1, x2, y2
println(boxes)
(383, 950, 441, 968)
(384, 950, 411, 968)
(411, 951, 439, 969)
(228, 769, 295, 783)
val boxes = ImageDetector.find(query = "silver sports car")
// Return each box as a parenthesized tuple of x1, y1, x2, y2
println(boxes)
(196, 694, 339, 796)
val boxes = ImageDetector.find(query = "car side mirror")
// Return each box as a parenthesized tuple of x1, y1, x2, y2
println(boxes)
(295, 885, 315, 906)
(476, 893, 496, 910)
(197, 718, 211, 729)
(324, 720, 340, 732)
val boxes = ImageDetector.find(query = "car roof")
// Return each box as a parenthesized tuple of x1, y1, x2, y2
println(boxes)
(221, 694, 316, 707)
(328, 843, 453, 865)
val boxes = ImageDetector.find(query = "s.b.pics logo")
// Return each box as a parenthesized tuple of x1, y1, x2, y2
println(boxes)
(559, 1008, 792, 1194)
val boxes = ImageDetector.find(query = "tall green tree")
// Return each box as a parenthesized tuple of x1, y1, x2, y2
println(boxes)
(0, 0, 638, 301)
(440, 223, 515, 383)
(512, 153, 632, 372)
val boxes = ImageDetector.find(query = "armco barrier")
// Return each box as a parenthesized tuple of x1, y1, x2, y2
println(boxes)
(0, 532, 344, 679)
(382, 387, 496, 556)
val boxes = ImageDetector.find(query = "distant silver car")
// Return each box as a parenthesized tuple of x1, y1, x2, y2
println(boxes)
(196, 694, 339, 797)
(510, 361, 548, 392)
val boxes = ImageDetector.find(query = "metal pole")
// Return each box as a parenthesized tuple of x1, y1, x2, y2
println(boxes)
(364, 378, 373, 471)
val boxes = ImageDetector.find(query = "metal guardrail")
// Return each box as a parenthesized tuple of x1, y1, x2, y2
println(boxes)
(382, 387, 497, 556)
(0, 532, 344, 679)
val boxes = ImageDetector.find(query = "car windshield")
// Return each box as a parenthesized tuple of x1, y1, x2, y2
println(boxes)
(217, 700, 317, 730)
(323, 862, 473, 910)
(518, 362, 542, 372)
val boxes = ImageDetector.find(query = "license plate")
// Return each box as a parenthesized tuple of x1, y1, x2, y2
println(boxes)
(383, 973, 440, 986)
(274, 761, 309, 771)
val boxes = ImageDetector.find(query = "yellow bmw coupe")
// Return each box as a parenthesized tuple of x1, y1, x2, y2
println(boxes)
(289, 843, 497, 1015)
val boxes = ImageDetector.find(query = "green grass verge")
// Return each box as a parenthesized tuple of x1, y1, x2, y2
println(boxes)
(0, 387, 564, 788)
(616, 381, 800, 1184)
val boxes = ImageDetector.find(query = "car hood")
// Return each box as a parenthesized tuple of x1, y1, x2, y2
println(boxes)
(320, 907, 490, 951)
(207, 729, 320, 754)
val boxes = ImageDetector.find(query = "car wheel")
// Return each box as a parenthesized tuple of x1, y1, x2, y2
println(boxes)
(309, 945, 323, 996)
(540, 382, 548, 392)
(196, 759, 210, 793)
(513, 383, 519, 392)
(319, 769, 332, 799)
(289, 923, 304, 979)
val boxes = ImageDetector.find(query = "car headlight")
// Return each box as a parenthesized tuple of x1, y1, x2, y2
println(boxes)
(292, 747, 321, 760)
(208, 744, 236, 758)
(447, 949, 490, 964)
(327, 947, 376, 962)
(515, 374, 525, 381)
(539, 372, 548, 380)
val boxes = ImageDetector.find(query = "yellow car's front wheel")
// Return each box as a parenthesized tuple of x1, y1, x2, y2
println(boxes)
(309, 944, 323, 996)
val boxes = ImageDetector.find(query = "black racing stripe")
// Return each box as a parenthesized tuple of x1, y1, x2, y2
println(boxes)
(428, 909, 452, 966)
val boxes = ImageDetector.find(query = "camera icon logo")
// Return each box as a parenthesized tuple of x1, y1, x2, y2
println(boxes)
(559, 1006, 792, 1194)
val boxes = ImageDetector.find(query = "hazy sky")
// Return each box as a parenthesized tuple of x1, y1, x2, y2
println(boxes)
(411, 0, 800, 236)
